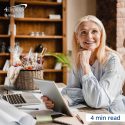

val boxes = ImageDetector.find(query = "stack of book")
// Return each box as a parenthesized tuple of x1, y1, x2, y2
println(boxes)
(49, 14, 61, 19)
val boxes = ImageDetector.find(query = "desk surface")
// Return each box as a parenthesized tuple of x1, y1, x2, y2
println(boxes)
(0, 85, 125, 125)
(36, 107, 125, 125)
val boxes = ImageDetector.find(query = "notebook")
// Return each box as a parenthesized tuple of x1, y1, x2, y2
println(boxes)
(53, 115, 85, 125)
(33, 78, 73, 116)
(2, 92, 41, 106)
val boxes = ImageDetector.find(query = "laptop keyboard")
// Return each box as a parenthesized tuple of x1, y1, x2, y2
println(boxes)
(2, 94, 26, 104)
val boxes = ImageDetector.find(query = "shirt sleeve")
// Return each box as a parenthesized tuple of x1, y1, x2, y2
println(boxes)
(81, 55, 125, 108)
(61, 69, 85, 106)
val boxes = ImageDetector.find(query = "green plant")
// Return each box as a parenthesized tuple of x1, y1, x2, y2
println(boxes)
(47, 52, 71, 68)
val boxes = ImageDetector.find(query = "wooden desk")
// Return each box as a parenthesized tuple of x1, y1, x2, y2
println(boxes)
(1, 85, 125, 125)
(37, 107, 125, 125)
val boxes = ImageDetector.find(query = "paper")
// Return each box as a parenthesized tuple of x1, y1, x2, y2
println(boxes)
(0, 99, 36, 125)
(54, 116, 84, 125)
(54, 111, 89, 125)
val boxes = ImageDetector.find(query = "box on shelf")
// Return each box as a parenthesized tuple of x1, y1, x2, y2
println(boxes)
(12, 4, 27, 18)
(4, 4, 27, 18)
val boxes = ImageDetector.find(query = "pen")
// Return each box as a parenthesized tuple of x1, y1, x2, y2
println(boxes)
(76, 114, 84, 124)
(53, 120, 71, 125)
(18, 107, 39, 110)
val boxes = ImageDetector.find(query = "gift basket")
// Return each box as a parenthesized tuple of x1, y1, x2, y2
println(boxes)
(15, 70, 43, 90)
(8, 43, 46, 90)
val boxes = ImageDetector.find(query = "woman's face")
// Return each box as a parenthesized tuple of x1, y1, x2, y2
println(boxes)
(76, 21, 101, 52)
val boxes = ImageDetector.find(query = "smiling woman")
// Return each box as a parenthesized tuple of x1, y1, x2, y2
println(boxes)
(75, 21, 101, 71)
(42, 15, 125, 114)
(76, 21, 101, 52)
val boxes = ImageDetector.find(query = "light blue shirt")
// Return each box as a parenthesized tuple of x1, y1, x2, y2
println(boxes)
(62, 52, 125, 113)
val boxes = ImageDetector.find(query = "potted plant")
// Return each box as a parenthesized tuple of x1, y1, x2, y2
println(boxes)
(47, 52, 71, 69)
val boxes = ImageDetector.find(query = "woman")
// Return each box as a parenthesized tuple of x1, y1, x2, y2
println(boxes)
(42, 15, 125, 113)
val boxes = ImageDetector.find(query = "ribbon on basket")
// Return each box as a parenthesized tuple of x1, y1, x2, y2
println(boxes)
(5, 66, 23, 88)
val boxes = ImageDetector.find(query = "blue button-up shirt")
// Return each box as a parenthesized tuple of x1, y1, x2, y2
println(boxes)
(62, 52, 125, 113)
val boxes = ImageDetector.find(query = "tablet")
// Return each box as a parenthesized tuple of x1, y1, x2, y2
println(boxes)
(33, 78, 73, 116)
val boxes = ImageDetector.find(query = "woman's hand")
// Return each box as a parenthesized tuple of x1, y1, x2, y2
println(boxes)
(79, 50, 91, 74)
(41, 96, 54, 109)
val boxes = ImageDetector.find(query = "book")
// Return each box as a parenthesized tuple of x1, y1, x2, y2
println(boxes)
(57, 0, 62, 3)
(49, 14, 61, 19)
(0, 99, 36, 125)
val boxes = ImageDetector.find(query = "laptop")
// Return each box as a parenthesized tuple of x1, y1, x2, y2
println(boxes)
(2, 92, 41, 107)
(33, 78, 73, 116)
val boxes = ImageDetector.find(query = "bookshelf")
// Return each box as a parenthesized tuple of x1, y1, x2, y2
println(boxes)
(0, 0, 67, 84)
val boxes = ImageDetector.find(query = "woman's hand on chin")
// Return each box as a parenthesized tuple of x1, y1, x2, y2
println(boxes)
(79, 50, 91, 74)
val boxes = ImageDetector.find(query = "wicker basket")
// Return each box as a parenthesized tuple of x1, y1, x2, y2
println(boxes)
(14, 70, 43, 90)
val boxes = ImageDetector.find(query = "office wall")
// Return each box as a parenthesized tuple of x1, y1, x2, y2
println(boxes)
(67, 0, 96, 50)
